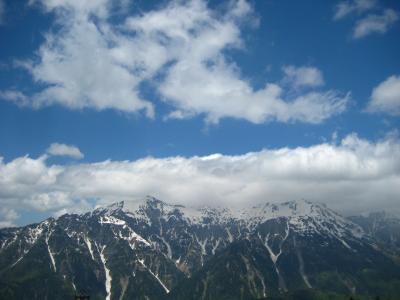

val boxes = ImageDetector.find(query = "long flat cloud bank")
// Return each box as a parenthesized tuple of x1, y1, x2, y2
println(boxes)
(0, 132, 399, 226)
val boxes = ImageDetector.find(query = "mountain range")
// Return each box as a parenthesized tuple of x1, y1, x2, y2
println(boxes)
(0, 196, 399, 299)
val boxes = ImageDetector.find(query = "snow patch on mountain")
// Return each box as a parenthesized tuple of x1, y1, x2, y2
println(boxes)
(118, 225, 151, 249)
(138, 259, 170, 293)
(96, 243, 112, 300)
(100, 215, 126, 225)
(83, 235, 95, 260)
(45, 229, 56, 272)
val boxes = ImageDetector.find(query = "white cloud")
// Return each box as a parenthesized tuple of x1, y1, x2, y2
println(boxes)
(1, 132, 400, 225)
(334, 0, 377, 20)
(24, 0, 154, 117)
(130, 1, 347, 124)
(366, 75, 400, 115)
(353, 9, 399, 38)
(5, 0, 348, 125)
(282, 66, 324, 88)
(47, 143, 84, 159)
(160, 60, 347, 124)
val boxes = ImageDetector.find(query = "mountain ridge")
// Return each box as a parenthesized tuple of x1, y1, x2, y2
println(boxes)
(1, 196, 399, 299)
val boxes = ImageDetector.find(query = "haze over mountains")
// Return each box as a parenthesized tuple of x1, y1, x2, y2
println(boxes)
(0, 196, 399, 299)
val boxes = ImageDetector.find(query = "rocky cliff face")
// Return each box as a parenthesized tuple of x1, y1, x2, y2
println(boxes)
(1, 196, 399, 299)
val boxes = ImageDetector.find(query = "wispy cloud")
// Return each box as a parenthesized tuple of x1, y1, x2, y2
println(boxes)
(333, 0, 398, 39)
(334, 0, 377, 20)
(0, 90, 29, 105)
(1, 0, 349, 125)
(353, 9, 399, 38)
(1, 132, 400, 225)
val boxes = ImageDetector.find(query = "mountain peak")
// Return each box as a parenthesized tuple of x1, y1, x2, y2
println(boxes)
(108, 201, 124, 210)
(94, 201, 124, 214)
(144, 195, 166, 207)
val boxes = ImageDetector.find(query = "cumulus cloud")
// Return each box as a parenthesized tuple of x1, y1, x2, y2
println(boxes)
(47, 143, 84, 159)
(334, 0, 377, 20)
(22, 0, 154, 117)
(1, 132, 399, 225)
(353, 9, 399, 38)
(366, 75, 400, 115)
(3, 0, 349, 125)
(160, 62, 347, 124)
(127, 1, 347, 124)
(282, 66, 324, 88)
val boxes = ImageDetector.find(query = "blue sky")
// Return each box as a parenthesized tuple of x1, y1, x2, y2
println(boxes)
(0, 0, 399, 226)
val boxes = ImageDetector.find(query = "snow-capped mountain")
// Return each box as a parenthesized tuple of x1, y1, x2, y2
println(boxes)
(0, 196, 399, 300)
